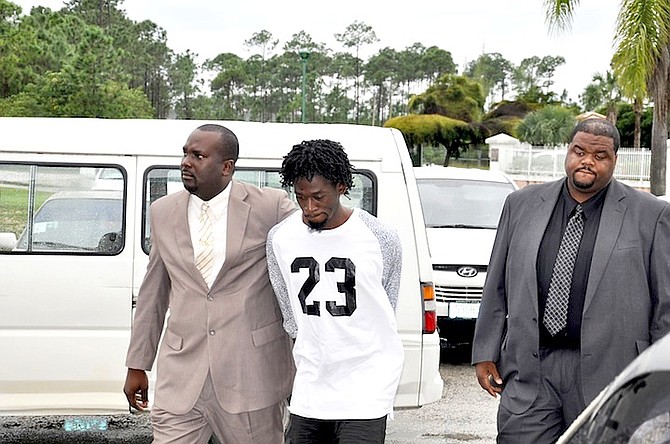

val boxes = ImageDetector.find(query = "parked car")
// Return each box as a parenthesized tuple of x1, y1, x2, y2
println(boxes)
(14, 190, 124, 253)
(414, 166, 519, 354)
(558, 331, 670, 443)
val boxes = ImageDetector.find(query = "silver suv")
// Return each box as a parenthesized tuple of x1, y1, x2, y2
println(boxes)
(414, 166, 518, 354)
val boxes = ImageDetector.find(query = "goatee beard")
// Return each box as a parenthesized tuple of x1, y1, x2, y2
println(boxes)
(573, 169, 595, 189)
(307, 220, 326, 232)
(573, 176, 594, 190)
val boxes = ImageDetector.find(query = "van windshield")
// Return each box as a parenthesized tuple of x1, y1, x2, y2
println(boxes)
(417, 178, 515, 229)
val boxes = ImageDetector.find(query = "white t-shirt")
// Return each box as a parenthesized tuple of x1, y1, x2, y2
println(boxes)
(267, 208, 404, 420)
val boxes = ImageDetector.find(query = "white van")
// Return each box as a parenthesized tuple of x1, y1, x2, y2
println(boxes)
(414, 166, 518, 353)
(0, 117, 442, 420)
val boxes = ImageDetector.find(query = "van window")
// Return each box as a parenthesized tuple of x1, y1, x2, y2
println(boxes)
(0, 164, 125, 254)
(141, 167, 376, 253)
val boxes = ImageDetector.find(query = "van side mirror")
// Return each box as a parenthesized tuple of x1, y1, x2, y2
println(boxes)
(0, 233, 18, 252)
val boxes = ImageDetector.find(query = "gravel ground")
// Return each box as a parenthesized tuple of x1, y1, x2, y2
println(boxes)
(386, 361, 499, 444)
(0, 361, 498, 444)
(0, 413, 153, 444)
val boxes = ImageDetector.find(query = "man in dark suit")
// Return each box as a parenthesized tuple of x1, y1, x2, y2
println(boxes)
(472, 118, 670, 443)
(123, 124, 296, 443)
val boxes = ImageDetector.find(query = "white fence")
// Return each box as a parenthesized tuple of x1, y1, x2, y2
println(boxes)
(499, 143, 651, 187)
(487, 134, 655, 189)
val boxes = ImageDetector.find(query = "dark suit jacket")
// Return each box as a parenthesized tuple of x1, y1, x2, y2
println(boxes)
(472, 178, 670, 414)
(126, 180, 297, 414)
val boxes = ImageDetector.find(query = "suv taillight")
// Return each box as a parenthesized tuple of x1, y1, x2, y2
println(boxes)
(422, 282, 437, 334)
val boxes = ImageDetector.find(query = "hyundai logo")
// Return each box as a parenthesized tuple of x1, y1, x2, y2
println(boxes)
(457, 266, 478, 278)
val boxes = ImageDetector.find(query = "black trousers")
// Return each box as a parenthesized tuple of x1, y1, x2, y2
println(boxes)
(286, 413, 387, 444)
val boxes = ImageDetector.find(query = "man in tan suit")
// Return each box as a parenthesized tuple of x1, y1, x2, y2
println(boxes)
(123, 124, 296, 443)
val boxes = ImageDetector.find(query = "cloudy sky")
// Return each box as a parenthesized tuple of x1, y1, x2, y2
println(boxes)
(13, 0, 620, 103)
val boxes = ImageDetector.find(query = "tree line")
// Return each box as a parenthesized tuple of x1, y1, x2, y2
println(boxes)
(1, 0, 668, 192)
(1, 0, 576, 123)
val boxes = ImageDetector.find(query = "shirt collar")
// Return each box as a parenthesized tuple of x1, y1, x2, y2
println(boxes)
(190, 181, 232, 221)
(561, 178, 609, 220)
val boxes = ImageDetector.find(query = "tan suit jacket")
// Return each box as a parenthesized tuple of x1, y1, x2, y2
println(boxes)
(126, 180, 296, 414)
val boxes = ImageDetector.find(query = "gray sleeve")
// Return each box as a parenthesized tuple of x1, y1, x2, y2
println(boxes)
(359, 211, 403, 310)
(266, 223, 298, 338)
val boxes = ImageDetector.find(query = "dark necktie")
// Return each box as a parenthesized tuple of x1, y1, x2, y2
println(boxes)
(543, 204, 584, 336)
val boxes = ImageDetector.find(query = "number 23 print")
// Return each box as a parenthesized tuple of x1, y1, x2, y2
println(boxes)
(291, 256, 357, 317)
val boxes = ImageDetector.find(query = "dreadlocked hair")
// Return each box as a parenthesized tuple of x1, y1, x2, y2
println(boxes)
(280, 139, 354, 195)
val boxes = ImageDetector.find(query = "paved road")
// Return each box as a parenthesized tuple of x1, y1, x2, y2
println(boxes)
(0, 414, 152, 444)
(0, 362, 498, 443)
(386, 361, 499, 444)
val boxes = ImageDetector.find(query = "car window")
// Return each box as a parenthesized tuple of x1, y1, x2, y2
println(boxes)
(16, 196, 122, 252)
(0, 164, 125, 254)
(417, 178, 515, 229)
(141, 167, 376, 253)
(567, 372, 670, 444)
(230, 169, 375, 211)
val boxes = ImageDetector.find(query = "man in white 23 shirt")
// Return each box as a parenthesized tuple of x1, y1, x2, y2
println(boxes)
(267, 139, 404, 444)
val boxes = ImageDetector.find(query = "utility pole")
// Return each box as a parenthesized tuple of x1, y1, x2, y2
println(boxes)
(299, 50, 310, 123)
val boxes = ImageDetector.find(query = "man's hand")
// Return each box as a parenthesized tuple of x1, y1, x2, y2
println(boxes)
(123, 368, 149, 411)
(475, 361, 504, 398)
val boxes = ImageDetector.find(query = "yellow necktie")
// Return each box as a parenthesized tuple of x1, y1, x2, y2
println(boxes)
(195, 202, 214, 286)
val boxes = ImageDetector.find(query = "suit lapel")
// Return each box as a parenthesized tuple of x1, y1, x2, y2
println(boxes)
(213, 181, 250, 286)
(525, 181, 563, 316)
(584, 180, 626, 311)
(171, 191, 200, 280)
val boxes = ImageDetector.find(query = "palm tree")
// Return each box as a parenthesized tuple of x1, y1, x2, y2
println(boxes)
(517, 105, 577, 146)
(581, 71, 621, 125)
(544, 0, 670, 195)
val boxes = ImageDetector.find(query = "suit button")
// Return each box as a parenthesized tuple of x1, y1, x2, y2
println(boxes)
(207, 295, 213, 301)
(209, 330, 215, 336)
(532, 352, 538, 358)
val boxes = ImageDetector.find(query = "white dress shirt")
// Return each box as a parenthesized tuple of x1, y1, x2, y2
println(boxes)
(188, 184, 231, 288)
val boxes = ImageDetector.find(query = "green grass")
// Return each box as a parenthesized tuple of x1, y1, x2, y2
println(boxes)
(0, 187, 52, 236)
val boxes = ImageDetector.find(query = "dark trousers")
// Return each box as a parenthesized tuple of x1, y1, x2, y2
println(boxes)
(497, 348, 586, 444)
(286, 413, 387, 444)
